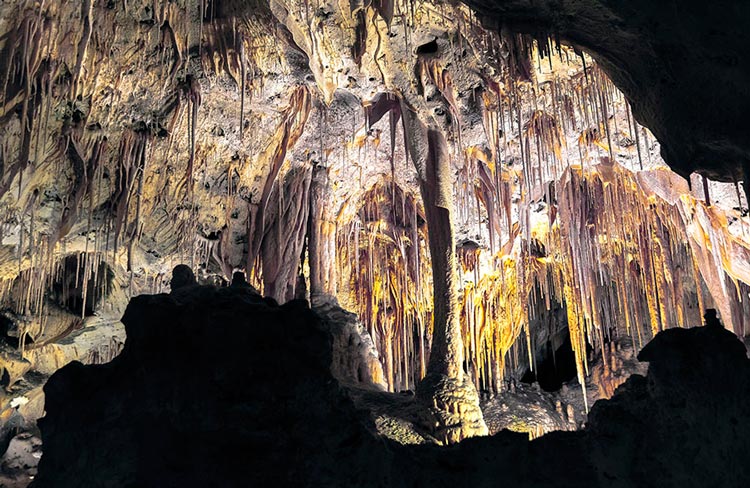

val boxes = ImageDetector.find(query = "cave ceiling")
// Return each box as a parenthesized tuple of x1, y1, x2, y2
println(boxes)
(462, 0, 750, 182)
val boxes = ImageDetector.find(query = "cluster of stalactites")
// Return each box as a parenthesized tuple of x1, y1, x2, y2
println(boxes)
(459, 255, 526, 394)
(2, 0, 749, 407)
(0, 250, 111, 350)
(544, 165, 706, 401)
(336, 39, 750, 398)
(456, 162, 743, 400)
(335, 179, 432, 392)
(0, 0, 318, 351)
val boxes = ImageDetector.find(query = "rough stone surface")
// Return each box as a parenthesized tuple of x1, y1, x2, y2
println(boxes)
(313, 295, 387, 390)
(482, 383, 574, 437)
(0, 343, 31, 388)
(415, 373, 489, 444)
(0, 431, 42, 488)
(0, 319, 125, 454)
(20, 320, 125, 376)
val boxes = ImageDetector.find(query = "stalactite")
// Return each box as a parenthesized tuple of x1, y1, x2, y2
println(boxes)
(111, 129, 149, 256)
(0, 9, 55, 200)
(702, 174, 711, 206)
(239, 37, 246, 140)
(335, 179, 430, 391)
(246, 86, 311, 274)
(307, 163, 331, 299)
(178, 74, 202, 199)
(260, 166, 313, 303)
(56, 136, 106, 242)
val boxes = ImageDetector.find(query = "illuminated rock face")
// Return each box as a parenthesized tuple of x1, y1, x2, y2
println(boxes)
(1, 0, 750, 445)
(314, 295, 387, 389)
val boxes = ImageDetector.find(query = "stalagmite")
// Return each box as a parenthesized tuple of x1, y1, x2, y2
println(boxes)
(399, 102, 488, 442)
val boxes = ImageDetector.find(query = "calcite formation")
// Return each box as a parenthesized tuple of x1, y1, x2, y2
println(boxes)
(314, 295, 387, 389)
(1, 0, 749, 446)
(462, 0, 750, 183)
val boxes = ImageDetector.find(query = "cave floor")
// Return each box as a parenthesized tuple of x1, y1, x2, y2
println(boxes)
(0, 430, 41, 487)
(347, 375, 596, 446)
(0, 376, 595, 487)
(0, 335, 651, 487)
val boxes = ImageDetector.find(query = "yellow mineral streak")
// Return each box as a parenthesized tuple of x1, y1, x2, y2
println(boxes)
(334, 148, 750, 397)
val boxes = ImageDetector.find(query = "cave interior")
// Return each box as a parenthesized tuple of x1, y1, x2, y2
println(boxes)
(0, 0, 749, 486)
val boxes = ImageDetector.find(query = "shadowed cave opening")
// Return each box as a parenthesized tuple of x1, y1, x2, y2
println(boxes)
(0, 315, 23, 350)
(521, 330, 579, 392)
(49, 254, 114, 317)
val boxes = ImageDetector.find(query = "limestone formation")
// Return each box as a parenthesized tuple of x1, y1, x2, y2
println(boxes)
(1, 0, 750, 467)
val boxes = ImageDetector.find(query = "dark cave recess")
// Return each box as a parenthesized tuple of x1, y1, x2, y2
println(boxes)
(521, 331, 579, 392)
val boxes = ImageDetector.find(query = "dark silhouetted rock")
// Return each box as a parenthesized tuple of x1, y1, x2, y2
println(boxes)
(169, 264, 197, 292)
(34, 287, 389, 487)
(230, 271, 259, 295)
(586, 324, 750, 487)
(35, 291, 750, 487)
